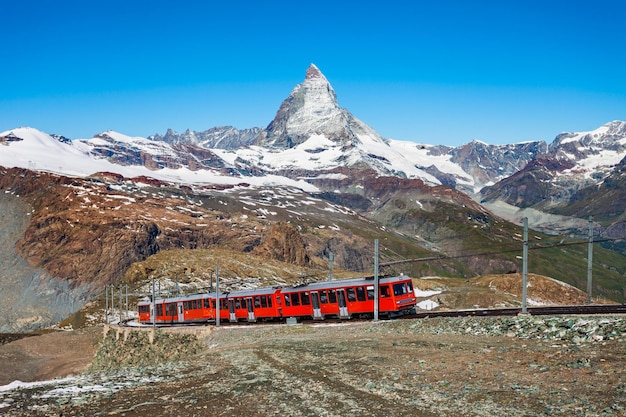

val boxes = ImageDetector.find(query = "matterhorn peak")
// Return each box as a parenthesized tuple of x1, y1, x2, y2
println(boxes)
(255, 64, 357, 149)
(305, 63, 324, 80)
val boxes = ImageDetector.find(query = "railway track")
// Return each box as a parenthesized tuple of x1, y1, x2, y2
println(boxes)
(124, 304, 626, 328)
(408, 303, 626, 319)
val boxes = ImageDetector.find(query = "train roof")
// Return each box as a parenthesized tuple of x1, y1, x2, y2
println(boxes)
(137, 275, 413, 304)
(280, 275, 412, 293)
(217, 286, 282, 298)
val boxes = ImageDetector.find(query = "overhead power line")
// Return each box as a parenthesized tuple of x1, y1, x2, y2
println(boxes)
(380, 237, 622, 267)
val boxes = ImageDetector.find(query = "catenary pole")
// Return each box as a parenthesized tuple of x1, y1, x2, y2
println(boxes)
(374, 239, 379, 321)
(152, 278, 156, 328)
(111, 284, 115, 322)
(521, 217, 529, 315)
(215, 265, 220, 327)
(119, 283, 123, 323)
(587, 216, 594, 304)
(105, 285, 109, 324)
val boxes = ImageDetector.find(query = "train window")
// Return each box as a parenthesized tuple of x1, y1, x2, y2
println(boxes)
(261, 296, 268, 308)
(380, 286, 390, 298)
(276, 295, 281, 305)
(291, 293, 301, 306)
(393, 283, 407, 296)
(139, 305, 150, 313)
(301, 292, 310, 305)
(255, 297, 261, 308)
(319, 290, 328, 304)
(235, 299, 241, 309)
(284, 295, 291, 306)
(328, 290, 337, 304)
(156, 305, 163, 316)
(407, 280, 414, 292)
(211, 300, 216, 309)
(220, 300, 228, 310)
(204, 299, 210, 309)
(356, 287, 366, 301)
(268, 296, 273, 307)
(242, 299, 248, 309)
(367, 286, 374, 300)
(347, 288, 356, 302)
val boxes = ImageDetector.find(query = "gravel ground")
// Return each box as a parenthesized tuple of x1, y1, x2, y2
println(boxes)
(1, 316, 625, 416)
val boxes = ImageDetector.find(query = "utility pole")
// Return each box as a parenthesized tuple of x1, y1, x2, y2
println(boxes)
(118, 283, 123, 323)
(110, 285, 115, 322)
(215, 265, 220, 327)
(105, 285, 109, 324)
(521, 217, 529, 315)
(374, 239, 379, 321)
(587, 216, 594, 304)
(151, 278, 156, 328)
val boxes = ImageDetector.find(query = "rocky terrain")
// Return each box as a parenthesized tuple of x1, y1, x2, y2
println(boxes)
(1, 274, 624, 416)
(1, 313, 625, 416)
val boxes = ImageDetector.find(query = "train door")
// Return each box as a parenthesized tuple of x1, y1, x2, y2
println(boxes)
(247, 297, 256, 322)
(337, 289, 349, 318)
(311, 292, 323, 320)
(228, 299, 237, 322)
(177, 302, 184, 323)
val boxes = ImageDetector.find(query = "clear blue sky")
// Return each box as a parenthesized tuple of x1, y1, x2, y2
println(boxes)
(2, 0, 625, 146)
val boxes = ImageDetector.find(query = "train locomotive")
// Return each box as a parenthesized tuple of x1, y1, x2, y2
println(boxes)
(138, 275, 416, 325)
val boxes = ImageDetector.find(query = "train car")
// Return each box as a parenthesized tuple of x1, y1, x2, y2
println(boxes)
(281, 275, 416, 320)
(138, 293, 214, 325)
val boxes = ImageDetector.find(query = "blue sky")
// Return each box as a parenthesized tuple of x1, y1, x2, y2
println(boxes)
(1, 0, 625, 146)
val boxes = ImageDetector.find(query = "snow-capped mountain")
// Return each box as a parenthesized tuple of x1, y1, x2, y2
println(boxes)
(256, 64, 351, 149)
(550, 120, 626, 176)
(1, 64, 625, 201)
(0, 127, 317, 191)
(480, 121, 626, 209)
(148, 126, 262, 149)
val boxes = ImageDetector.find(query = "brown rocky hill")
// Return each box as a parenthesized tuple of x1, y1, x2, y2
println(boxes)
(414, 273, 593, 311)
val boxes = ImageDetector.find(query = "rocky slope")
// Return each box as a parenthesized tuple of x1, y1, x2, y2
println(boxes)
(479, 121, 626, 237)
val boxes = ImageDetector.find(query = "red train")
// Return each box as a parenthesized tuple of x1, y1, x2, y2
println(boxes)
(137, 275, 416, 325)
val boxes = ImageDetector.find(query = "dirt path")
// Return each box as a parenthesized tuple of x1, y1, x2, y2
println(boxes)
(0, 327, 101, 385)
